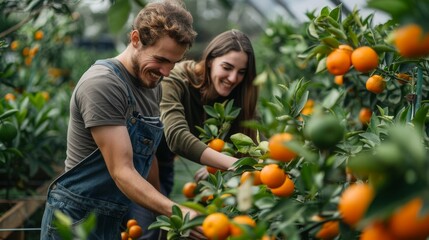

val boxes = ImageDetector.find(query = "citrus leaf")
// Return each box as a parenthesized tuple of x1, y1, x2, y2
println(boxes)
(107, 0, 131, 34)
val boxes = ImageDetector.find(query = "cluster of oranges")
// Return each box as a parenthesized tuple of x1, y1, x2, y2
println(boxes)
(9, 30, 43, 66)
(202, 212, 274, 240)
(338, 183, 429, 240)
(326, 45, 385, 94)
(121, 219, 143, 240)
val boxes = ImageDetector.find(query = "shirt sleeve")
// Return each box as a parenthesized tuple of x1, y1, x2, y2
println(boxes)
(160, 72, 207, 163)
(75, 66, 129, 128)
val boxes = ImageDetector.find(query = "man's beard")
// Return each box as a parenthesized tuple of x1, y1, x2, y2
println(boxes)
(130, 55, 161, 89)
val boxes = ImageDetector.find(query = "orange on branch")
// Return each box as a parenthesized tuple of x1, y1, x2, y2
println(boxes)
(208, 138, 225, 152)
(270, 175, 294, 198)
(128, 225, 143, 238)
(229, 215, 256, 237)
(268, 133, 297, 162)
(388, 198, 429, 239)
(359, 108, 372, 125)
(260, 164, 286, 189)
(394, 24, 429, 58)
(326, 48, 352, 75)
(351, 46, 379, 73)
(338, 183, 374, 227)
(182, 182, 197, 199)
(366, 75, 386, 94)
(202, 212, 231, 240)
(311, 215, 339, 240)
(240, 171, 262, 185)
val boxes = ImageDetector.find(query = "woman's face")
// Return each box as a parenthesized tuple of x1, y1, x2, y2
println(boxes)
(209, 51, 248, 97)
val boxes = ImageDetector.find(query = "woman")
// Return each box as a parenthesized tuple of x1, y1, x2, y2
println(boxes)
(133, 29, 259, 240)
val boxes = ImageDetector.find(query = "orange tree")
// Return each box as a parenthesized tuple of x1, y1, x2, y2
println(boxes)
(147, 1, 429, 240)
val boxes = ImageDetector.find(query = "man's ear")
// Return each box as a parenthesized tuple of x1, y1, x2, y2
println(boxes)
(130, 30, 140, 47)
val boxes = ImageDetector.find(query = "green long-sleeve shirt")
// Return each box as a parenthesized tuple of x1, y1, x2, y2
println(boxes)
(160, 60, 208, 163)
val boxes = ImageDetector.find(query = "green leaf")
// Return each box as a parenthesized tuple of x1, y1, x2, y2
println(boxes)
(320, 6, 330, 16)
(412, 105, 429, 135)
(231, 157, 259, 169)
(366, 0, 409, 18)
(170, 215, 183, 229)
(107, 0, 131, 34)
(181, 215, 205, 230)
(329, 5, 342, 22)
(180, 202, 207, 214)
(172, 205, 183, 219)
(326, 27, 347, 40)
(0, 109, 18, 120)
(307, 22, 319, 39)
(320, 37, 340, 48)
(203, 105, 218, 118)
(214, 102, 225, 118)
(77, 213, 96, 239)
(322, 89, 341, 109)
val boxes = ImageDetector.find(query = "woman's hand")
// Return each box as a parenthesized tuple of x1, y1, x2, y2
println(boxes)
(194, 166, 209, 182)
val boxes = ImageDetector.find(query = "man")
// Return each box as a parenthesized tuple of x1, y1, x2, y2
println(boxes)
(40, 1, 199, 239)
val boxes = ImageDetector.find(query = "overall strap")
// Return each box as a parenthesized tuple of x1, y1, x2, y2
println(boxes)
(94, 59, 137, 115)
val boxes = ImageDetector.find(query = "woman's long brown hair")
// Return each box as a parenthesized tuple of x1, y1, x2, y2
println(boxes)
(188, 29, 259, 140)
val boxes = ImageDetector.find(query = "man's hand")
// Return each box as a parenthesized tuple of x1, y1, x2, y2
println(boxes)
(179, 206, 207, 239)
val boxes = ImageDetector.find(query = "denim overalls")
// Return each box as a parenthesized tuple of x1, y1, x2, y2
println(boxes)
(40, 60, 164, 239)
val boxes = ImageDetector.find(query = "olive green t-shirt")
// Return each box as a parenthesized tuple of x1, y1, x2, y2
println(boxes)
(159, 60, 209, 163)
(65, 59, 161, 170)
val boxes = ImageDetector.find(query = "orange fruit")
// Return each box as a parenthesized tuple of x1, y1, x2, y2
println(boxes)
(34, 30, 44, 41)
(29, 45, 39, 56)
(301, 107, 313, 116)
(208, 138, 225, 152)
(201, 194, 214, 203)
(4, 93, 16, 101)
(334, 75, 344, 85)
(206, 165, 221, 174)
(229, 215, 256, 237)
(338, 183, 374, 227)
(202, 212, 231, 240)
(40, 91, 50, 101)
(270, 175, 294, 198)
(121, 231, 129, 240)
(394, 24, 429, 58)
(22, 47, 30, 57)
(312, 215, 339, 240)
(128, 225, 143, 238)
(351, 46, 379, 73)
(360, 222, 396, 240)
(10, 40, 19, 51)
(366, 75, 386, 94)
(240, 171, 262, 185)
(25, 57, 32, 66)
(182, 182, 197, 199)
(359, 108, 372, 125)
(339, 44, 354, 54)
(126, 219, 139, 228)
(326, 48, 352, 75)
(268, 133, 297, 162)
(304, 99, 315, 108)
(396, 73, 412, 84)
(388, 198, 429, 239)
(261, 235, 275, 240)
(260, 164, 286, 189)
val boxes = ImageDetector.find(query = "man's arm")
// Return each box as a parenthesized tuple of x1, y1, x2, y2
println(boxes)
(91, 125, 174, 216)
